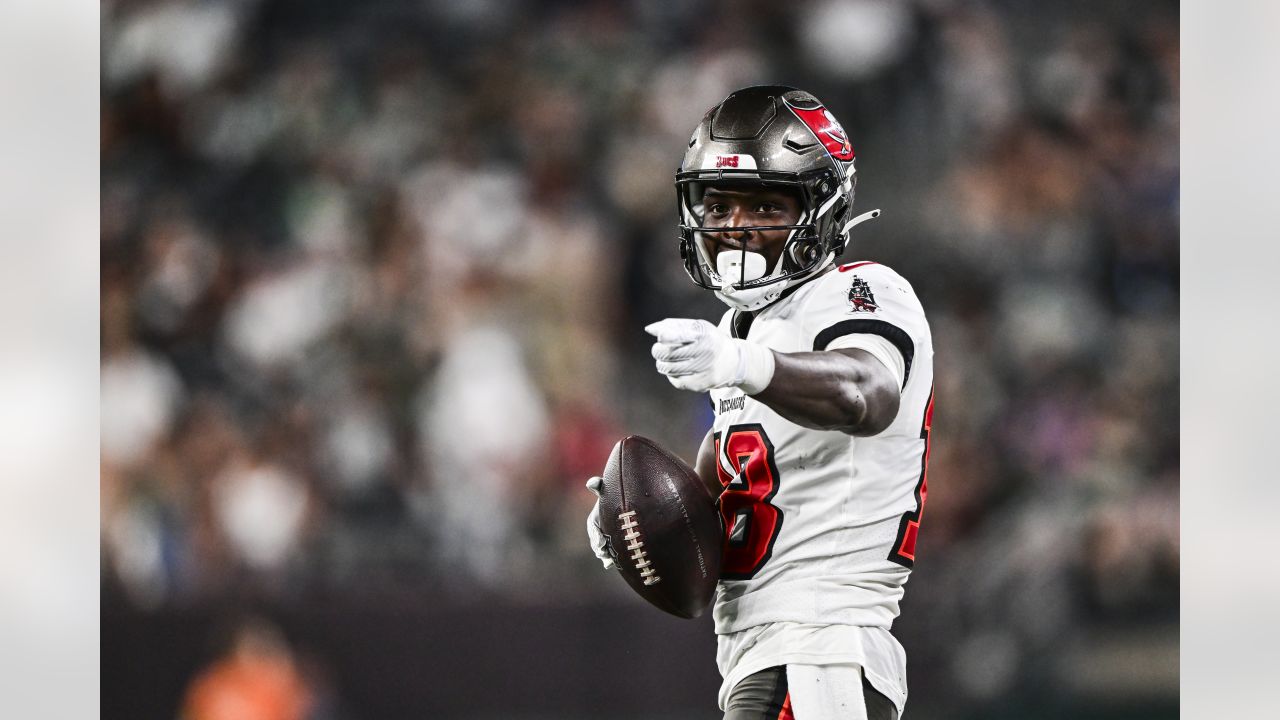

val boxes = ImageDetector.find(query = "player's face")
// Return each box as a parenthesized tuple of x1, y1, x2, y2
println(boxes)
(701, 186, 803, 270)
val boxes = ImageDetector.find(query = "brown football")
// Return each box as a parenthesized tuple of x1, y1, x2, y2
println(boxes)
(596, 435, 722, 618)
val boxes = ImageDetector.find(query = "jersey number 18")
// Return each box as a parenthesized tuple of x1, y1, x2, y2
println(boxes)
(714, 424, 783, 580)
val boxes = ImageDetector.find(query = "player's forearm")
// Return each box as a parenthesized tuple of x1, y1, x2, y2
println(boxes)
(752, 349, 899, 436)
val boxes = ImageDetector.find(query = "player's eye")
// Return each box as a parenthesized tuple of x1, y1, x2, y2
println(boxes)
(755, 203, 781, 214)
(706, 203, 729, 215)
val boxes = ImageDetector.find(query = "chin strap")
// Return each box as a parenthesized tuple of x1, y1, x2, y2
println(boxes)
(840, 208, 881, 237)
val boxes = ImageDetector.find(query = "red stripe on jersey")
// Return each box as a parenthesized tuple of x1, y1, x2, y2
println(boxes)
(838, 261, 878, 272)
(777, 693, 794, 720)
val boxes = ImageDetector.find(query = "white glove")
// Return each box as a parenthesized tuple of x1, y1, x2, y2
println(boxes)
(645, 318, 776, 394)
(585, 476, 616, 570)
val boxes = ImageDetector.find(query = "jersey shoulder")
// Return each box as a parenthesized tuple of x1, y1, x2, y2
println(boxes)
(801, 261, 926, 324)
(822, 261, 920, 301)
(790, 264, 929, 380)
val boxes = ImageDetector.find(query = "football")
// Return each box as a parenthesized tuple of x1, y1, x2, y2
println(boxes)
(596, 435, 723, 618)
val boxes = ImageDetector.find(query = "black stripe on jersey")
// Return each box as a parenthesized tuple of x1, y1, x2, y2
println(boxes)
(812, 319, 914, 386)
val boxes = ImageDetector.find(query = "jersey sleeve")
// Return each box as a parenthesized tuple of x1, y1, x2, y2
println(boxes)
(801, 262, 929, 388)
(827, 333, 906, 389)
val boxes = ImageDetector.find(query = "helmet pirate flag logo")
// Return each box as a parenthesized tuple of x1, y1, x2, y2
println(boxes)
(784, 101, 856, 161)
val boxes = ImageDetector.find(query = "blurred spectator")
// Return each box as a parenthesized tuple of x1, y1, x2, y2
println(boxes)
(101, 346, 184, 467)
(416, 323, 550, 585)
(211, 456, 311, 576)
(179, 617, 315, 720)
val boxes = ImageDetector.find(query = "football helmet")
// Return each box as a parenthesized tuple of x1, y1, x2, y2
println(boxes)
(676, 85, 877, 311)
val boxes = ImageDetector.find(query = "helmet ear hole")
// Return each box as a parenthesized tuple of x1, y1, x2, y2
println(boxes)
(831, 200, 849, 241)
(788, 238, 821, 269)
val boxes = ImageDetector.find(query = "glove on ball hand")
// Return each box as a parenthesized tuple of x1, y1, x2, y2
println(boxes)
(585, 475, 616, 570)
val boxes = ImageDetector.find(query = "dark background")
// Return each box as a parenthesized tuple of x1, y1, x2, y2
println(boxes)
(101, 0, 1179, 717)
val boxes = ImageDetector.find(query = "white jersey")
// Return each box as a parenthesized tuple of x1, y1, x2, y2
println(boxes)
(707, 261, 934, 712)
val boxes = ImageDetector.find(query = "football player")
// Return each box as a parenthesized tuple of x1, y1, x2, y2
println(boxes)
(589, 86, 934, 720)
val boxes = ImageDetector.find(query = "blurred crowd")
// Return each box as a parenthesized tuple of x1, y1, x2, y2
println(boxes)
(101, 0, 1178, 712)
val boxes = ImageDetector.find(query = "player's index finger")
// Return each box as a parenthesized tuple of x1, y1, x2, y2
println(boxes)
(644, 319, 697, 343)
(644, 320, 676, 337)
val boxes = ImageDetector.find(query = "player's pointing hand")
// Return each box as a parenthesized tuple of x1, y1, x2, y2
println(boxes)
(644, 318, 775, 394)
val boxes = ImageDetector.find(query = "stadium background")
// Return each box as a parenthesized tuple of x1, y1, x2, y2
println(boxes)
(99, 1, 1179, 718)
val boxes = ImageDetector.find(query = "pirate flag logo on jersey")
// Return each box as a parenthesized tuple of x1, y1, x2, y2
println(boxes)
(848, 276, 878, 313)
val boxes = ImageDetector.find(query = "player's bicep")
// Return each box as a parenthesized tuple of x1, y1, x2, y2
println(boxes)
(694, 429, 721, 500)
(830, 347, 901, 436)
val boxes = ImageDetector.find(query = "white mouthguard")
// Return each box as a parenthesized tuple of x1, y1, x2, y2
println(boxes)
(716, 250, 768, 293)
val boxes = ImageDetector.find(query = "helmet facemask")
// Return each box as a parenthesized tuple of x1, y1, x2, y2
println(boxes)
(676, 169, 846, 309)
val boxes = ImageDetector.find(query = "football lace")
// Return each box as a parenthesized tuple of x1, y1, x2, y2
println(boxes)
(617, 510, 661, 585)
